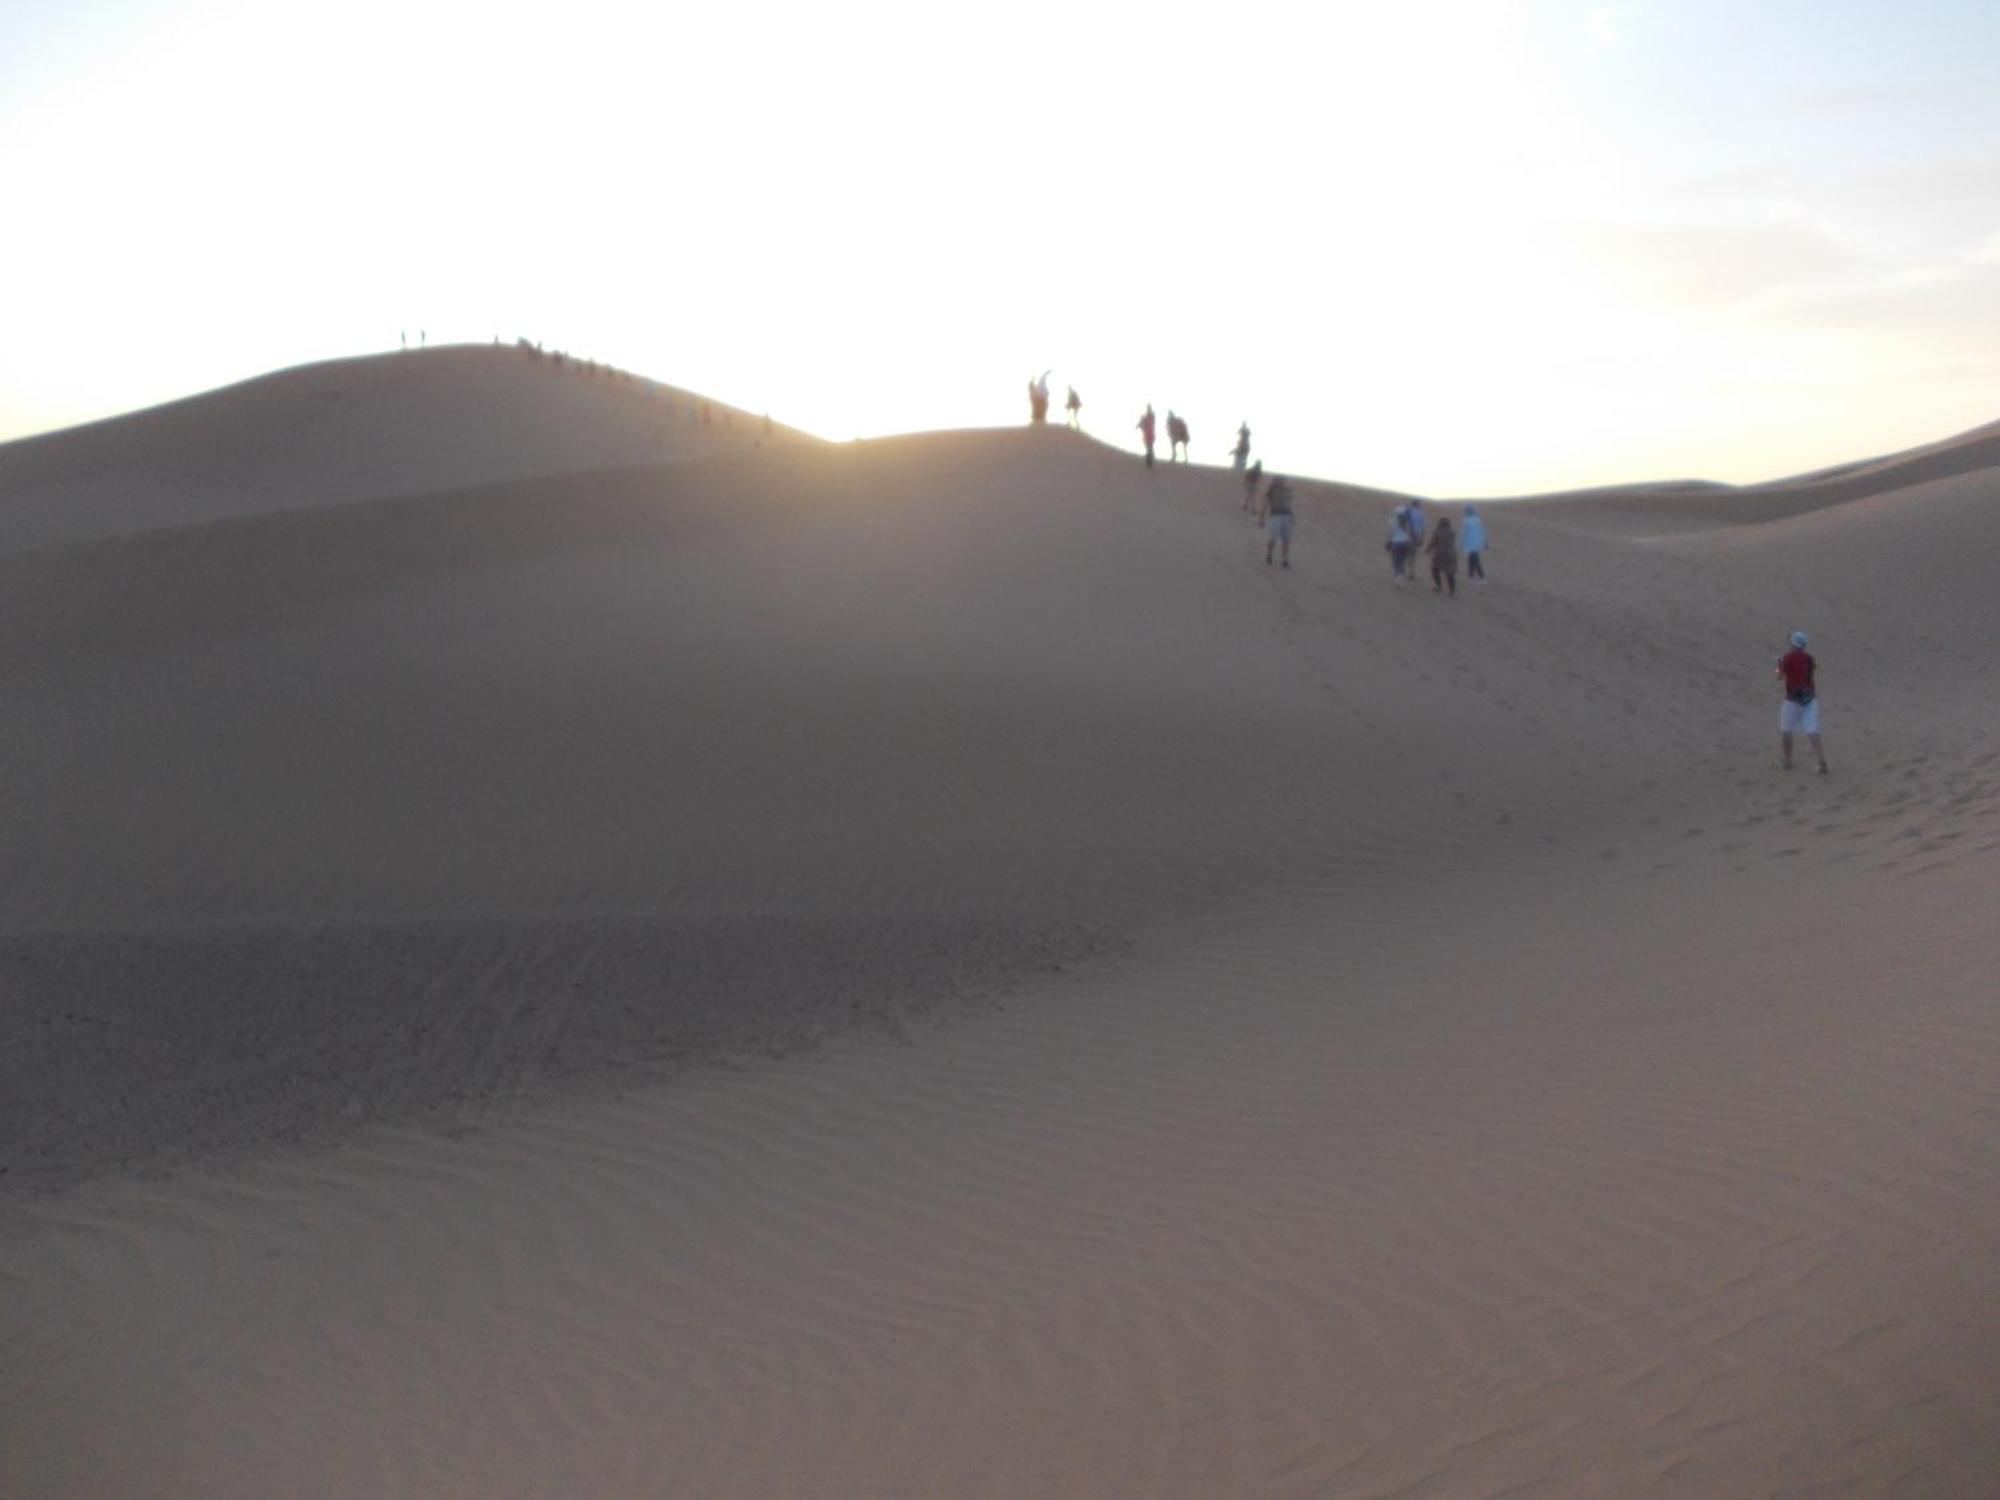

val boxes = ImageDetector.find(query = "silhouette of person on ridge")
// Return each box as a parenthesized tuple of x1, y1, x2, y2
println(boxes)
(1065, 385, 1082, 429)
(1028, 370, 1051, 424)
(1232, 422, 1251, 471)
(1167, 411, 1190, 462)
(1137, 404, 1158, 468)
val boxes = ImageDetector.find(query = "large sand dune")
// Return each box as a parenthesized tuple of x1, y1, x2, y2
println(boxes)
(0, 345, 793, 553)
(3, 356, 1995, 1497)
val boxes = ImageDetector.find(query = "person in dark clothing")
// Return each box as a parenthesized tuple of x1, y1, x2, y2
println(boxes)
(1137, 405, 1157, 468)
(1166, 412, 1190, 462)
(1426, 516, 1458, 595)
(1231, 422, 1251, 471)
(1242, 458, 1263, 512)
(1065, 386, 1082, 429)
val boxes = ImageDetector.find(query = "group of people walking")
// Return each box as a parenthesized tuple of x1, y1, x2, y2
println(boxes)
(1028, 372, 1085, 429)
(1026, 377, 1831, 775)
(1385, 500, 1487, 594)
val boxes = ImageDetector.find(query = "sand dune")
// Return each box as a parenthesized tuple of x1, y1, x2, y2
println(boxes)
(1480, 411, 2000, 537)
(0, 345, 794, 553)
(2, 360, 1995, 1497)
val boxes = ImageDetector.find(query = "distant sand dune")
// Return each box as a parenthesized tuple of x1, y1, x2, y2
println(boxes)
(0, 345, 797, 553)
(2, 354, 1995, 1497)
(1480, 412, 2000, 537)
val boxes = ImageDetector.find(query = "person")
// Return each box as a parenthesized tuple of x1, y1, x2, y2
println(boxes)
(1405, 498, 1426, 560)
(1261, 474, 1295, 568)
(1426, 515, 1458, 595)
(1166, 411, 1190, 462)
(1242, 458, 1264, 512)
(1462, 505, 1488, 581)
(1027, 371, 1051, 425)
(1065, 385, 1082, 429)
(1231, 422, 1251, 472)
(1775, 631, 1830, 774)
(1386, 506, 1415, 582)
(1137, 404, 1158, 467)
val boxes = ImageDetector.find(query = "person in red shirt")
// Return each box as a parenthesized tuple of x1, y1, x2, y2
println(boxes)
(1775, 630, 1829, 774)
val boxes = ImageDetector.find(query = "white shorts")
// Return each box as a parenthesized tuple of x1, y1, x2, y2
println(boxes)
(1780, 698, 1820, 735)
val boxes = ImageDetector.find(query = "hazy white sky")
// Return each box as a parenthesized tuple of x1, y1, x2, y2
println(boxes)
(4, 0, 1997, 493)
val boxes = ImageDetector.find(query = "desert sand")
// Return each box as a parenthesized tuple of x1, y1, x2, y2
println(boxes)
(2, 347, 1995, 1498)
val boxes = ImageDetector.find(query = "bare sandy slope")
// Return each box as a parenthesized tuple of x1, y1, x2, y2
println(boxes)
(2, 371, 1996, 1497)
(0, 346, 794, 552)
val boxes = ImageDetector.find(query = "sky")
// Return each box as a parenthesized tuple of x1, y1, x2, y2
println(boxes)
(3, 0, 1998, 495)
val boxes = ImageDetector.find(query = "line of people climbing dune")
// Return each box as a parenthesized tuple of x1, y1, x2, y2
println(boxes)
(1029, 374, 1831, 775)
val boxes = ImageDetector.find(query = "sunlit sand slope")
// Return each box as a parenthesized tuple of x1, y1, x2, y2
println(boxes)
(0, 345, 794, 551)
(2, 397, 1995, 1498)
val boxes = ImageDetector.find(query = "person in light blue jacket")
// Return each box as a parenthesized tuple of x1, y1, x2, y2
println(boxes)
(1462, 505, 1489, 581)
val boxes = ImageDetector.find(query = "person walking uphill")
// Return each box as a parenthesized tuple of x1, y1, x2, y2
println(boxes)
(1386, 505, 1415, 583)
(1461, 505, 1488, 580)
(1261, 474, 1296, 567)
(1137, 404, 1158, 467)
(1776, 631, 1830, 774)
(1167, 411, 1190, 462)
(1426, 515, 1458, 595)
(1231, 422, 1252, 472)
(1065, 385, 1082, 429)
(1242, 458, 1263, 512)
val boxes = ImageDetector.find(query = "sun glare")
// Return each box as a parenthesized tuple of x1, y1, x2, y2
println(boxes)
(3, 1, 1997, 492)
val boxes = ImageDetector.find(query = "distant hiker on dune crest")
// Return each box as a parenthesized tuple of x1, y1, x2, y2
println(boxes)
(1776, 631, 1830, 774)
(1065, 385, 1082, 429)
(1028, 371, 1051, 424)
(1232, 422, 1251, 472)
(1138, 404, 1157, 468)
(1167, 411, 1190, 462)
